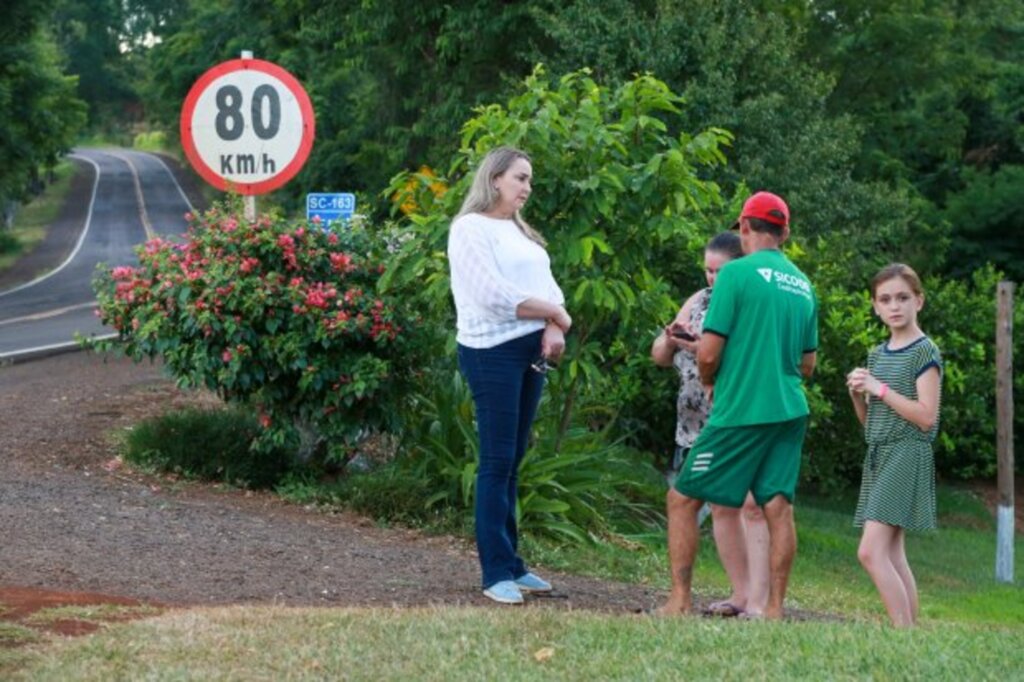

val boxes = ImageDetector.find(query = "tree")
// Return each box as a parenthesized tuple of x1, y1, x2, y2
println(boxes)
(49, 0, 138, 130)
(535, 0, 920, 280)
(385, 67, 731, 447)
(0, 1, 86, 221)
(802, 0, 1024, 277)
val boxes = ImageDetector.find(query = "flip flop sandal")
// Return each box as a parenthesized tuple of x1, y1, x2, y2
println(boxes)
(704, 600, 745, 617)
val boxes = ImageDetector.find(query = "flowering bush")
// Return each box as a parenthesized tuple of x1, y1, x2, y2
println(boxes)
(90, 201, 419, 466)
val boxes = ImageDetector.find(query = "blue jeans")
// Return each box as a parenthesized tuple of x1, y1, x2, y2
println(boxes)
(457, 330, 546, 589)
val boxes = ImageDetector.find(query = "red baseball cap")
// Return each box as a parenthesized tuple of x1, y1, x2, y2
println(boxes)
(731, 191, 790, 229)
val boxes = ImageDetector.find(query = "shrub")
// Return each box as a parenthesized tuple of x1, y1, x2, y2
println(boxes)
(124, 407, 293, 488)
(90, 200, 421, 468)
(0, 230, 20, 255)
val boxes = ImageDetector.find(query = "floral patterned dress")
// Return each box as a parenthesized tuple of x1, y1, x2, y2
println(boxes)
(673, 287, 712, 448)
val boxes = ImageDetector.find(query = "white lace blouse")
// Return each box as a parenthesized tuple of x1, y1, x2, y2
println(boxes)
(448, 213, 564, 349)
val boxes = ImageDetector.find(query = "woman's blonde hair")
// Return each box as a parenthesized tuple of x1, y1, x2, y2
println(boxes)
(456, 146, 546, 246)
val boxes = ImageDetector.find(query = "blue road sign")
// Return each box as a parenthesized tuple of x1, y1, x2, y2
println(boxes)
(307, 193, 356, 226)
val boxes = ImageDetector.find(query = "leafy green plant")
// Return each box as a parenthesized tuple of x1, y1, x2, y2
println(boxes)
(89, 200, 422, 468)
(395, 368, 664, 543)
(125, 407, 294, 489)
(401, 368, 479, 512)
(515, 425, 665, 544)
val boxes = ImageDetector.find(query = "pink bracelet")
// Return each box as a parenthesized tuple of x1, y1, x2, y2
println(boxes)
(877, 383, 889, 399)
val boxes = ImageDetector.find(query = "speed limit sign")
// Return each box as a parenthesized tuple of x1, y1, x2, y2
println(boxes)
(180, 57, 315, 195)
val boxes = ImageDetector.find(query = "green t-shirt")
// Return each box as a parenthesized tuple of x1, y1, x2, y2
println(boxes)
(702, 249, 818, 427)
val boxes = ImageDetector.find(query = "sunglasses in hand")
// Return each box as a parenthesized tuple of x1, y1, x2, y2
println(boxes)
(531, 357, 556, 374)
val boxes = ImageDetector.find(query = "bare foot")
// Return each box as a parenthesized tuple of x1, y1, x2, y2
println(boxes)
(763, 606, 784, 621)
(651, 595, 693, 616)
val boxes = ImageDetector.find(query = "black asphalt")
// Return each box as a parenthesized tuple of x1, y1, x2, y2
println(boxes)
(0, 149, 193, 358)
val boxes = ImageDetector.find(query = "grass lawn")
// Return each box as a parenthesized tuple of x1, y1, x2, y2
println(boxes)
(529, 483, 1024, 626)
(0, 161, 75, 274)
(2, 485, 1020, 680)
(3, 606, 1021, 681)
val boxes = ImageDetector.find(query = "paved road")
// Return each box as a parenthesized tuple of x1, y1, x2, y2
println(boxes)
(0, 148, 194, 359)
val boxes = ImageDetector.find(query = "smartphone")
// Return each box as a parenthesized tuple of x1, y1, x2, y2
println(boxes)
(672, 329, 697, 342)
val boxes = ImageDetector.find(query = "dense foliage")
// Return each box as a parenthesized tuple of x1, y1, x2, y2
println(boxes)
(387, 69, 1022, 494)
(7, 0, 1019, 533)
(124, 406, 295, 488)
(0, 0, 86, 226)
(385, 67, 731, 445)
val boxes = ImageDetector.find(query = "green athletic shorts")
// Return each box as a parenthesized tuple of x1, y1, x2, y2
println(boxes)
(673, 416, 808, 507)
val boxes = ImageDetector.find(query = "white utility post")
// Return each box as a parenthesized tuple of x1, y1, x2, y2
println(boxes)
(995, 281, 1015, 583)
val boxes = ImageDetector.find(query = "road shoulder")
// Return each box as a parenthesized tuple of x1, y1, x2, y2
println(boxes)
(0, 157, 93, 293)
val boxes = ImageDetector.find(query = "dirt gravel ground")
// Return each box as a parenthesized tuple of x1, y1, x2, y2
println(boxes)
(0, 351, 668, 624)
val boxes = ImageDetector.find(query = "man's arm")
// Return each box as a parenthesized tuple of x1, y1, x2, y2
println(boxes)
(697, 332, 726, 387)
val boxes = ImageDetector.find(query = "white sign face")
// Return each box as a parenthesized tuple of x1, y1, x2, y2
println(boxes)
(190, 71, 302, 184)
(181, 58, 315, 195)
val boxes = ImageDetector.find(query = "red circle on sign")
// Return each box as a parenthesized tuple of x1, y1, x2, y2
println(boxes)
(180, 58, 315, 195)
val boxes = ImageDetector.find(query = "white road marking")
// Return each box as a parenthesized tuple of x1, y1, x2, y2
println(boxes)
(0, 153, 100, 298)
(0, 301, 97, 327)
(144, 151, 196, 215)
(107, 151, 155, 240)
(0, 333, 118, 363)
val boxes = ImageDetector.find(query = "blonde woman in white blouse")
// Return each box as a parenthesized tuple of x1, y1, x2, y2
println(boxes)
(448, 147, 571, 605)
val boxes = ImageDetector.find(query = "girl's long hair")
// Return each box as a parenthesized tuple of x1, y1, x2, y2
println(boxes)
(456, 146, 546, 246)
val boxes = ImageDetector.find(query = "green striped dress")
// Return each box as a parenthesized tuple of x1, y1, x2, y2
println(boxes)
(854, 336, 942, 532)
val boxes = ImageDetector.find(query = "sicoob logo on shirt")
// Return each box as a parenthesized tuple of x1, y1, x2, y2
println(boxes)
(758, 268, 812, 300)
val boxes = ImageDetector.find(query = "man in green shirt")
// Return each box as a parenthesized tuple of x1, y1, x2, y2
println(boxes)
(658, 192, 818, 620)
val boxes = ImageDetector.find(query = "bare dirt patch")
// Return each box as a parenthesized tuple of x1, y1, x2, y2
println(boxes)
(0, 586, 161, 641)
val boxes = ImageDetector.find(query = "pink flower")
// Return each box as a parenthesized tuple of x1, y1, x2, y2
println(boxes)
(239, 257, 260, 273)
(330, 253, 352, 272)
(222, 350, 233, 363)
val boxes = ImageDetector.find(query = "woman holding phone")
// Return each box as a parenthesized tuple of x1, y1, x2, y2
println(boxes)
(650, 231, 769, 617)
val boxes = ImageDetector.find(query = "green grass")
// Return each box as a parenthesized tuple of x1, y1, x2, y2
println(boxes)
(124, 407, 294, 489)
(0, 161, 76, 274)
(523, 483, 1023, 626)
(132, 130, 170, 153)
(0, 622, 38, 647)
(6, 606, 1024, 681)
(25, 604, 161, 626)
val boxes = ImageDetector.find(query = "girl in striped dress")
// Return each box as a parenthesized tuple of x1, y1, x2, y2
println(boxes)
(846, 263, 942, 627)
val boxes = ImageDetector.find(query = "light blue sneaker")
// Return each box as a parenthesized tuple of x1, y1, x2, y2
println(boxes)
(483, 580, 524, 605)
(514, 572, 552, 593)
